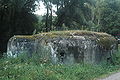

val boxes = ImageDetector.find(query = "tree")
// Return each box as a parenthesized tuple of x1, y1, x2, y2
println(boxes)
(36, 0, 120, 35)
(39, 0, 53, 32)
(0, 0, 39, 57)
(96, 0, 120, 35)
(49, 0, 94, 30)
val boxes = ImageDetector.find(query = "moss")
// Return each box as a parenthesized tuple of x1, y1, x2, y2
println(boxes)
(96, 36, 116, 50)
(12, 30, 117, 49)
(13, 35, 36, 40)
(34, 30, 111, 39)
(13, 30, 112, 39)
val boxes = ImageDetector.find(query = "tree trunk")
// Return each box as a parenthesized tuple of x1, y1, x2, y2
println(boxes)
(45, 5, 49, 32)
(50, 5, 52, 31)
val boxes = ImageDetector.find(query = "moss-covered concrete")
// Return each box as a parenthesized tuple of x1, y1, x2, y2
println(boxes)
(7, 30, 118, 64)
(13, 30, 117, 49)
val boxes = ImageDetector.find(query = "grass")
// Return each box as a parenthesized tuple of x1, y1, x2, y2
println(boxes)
(18, 30, 113, 38)
(0, 45, 120, 80)
(0, 59, 119, 80)
(0, 54, 120, 80)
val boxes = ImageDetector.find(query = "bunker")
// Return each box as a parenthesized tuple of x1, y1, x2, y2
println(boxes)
(7, 30, 118, 64)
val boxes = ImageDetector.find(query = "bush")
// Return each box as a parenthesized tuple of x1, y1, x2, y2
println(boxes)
(112, 45, 120, 65)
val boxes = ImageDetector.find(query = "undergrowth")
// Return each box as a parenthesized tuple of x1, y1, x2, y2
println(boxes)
(0, 45, 120, 80)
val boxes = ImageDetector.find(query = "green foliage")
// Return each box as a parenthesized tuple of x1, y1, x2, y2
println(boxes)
(0, 0, 39, 54)
(98, 0, 120, 35)
(39, 0, 120, 35)
(1, 46, 120, 80)
(112, 45, 120, 65)
(0, 57, 120, 80)
(1, 0, 120, 57)
(55, 0, 94, 28)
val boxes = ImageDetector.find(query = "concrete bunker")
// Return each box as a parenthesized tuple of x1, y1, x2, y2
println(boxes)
(7, 30, 118, 64)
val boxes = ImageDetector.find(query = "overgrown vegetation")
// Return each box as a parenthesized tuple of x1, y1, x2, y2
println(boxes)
(0, 45, 120, 80)
(35, 0, 120, 34)
(0, 0, 120, 56)
(0, 0, 39, 56)
(112, 44, 120, 65)
(0, 0, 120, 79)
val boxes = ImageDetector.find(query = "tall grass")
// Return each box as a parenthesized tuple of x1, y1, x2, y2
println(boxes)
(0, 45, 120, 80)
(0, 57, 120, 80)
(112, 44, 120, 65)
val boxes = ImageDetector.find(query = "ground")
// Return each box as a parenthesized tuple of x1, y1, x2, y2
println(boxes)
(98, 72, 120, 80)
